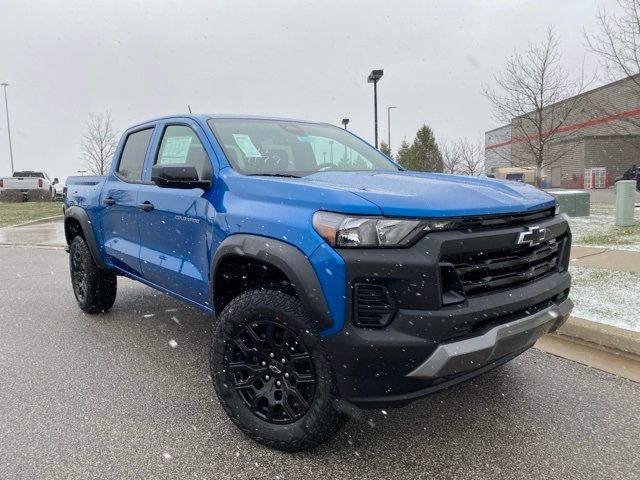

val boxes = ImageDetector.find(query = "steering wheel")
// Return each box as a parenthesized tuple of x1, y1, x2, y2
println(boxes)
(317, 163, 338, 171)
(261, 150, 289, 170)
(245, 150, 290, 171)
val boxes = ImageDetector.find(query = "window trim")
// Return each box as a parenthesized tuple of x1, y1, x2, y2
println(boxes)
(114, 126, 156, 184)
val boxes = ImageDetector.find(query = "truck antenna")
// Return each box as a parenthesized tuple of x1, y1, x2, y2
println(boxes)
(188, 105, 193, 113)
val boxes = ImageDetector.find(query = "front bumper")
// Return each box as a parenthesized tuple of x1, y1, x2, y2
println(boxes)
(406, 297, 573, 379)
(320, 212, 573, 408)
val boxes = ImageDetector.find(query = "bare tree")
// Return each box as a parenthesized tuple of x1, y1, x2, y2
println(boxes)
(585, 0, 640, 137)
(440, 140, 461, 174)
(483, 27, 588, 180)
(455, 139, 485, 176)
(81, 112, 119, 175)
(440, 138, 485, 176)
(586, 0, 640, 86)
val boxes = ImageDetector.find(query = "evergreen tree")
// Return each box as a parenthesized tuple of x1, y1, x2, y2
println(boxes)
(395, 138, 413, 168)
(405, 124, 443, 172)
(379, 140, 392, 158)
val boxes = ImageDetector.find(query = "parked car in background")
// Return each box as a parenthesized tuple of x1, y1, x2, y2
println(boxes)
(615, 164, 640, 191)
(0, 171, 55, 201)
(492, 167, 537, 185)
(53, 177, 65, 201)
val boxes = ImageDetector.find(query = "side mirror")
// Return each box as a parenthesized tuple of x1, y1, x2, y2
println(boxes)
(151, 164, 211, 189)
(53, 178, 59, 185)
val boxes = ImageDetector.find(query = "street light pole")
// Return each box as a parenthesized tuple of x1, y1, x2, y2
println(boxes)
(367, 69, 384, 149)
(387, 106, 397, 151)
(1, 83, 15, 174)
(341, 118, 349, 130)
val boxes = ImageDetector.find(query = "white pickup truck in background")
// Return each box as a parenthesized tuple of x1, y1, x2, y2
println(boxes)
(0, 171, 58, 201)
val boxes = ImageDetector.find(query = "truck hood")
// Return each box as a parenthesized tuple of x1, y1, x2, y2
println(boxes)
(301, 170, 556, 217)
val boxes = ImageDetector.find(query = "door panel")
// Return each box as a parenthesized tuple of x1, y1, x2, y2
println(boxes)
(100, 127, 154, 275)
(137, 187, 214, 304)
(137, 123, 215, 305)
(100, 180, 142, 274)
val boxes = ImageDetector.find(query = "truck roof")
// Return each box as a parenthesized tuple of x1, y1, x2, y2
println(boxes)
(129, 113, 331, 130)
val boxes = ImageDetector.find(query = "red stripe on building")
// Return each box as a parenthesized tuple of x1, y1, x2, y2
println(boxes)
(485, 106, 640, 150)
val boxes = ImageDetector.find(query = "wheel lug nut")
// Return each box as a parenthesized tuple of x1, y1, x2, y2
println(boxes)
(265, 375, 270, 380)
(269, 353, 274, 358)
(261, 361, 266, 366)
(276, 380, 281, 386)
(281, 358, 286, 364)
(284, 373, 289, 379)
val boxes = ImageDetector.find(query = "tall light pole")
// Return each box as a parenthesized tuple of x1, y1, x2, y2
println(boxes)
(1, 83, 15, 174)
(387, 106, 397, 151)
(367, 69, 384, 148)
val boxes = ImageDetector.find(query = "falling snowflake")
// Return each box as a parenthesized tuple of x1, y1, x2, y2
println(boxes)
(168, 339, 178, 349)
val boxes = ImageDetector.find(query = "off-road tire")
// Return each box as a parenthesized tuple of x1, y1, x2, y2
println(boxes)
(210, 289, 347, 451)
(69, 235, 117, 313)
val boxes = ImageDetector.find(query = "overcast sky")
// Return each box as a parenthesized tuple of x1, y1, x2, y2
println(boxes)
(0, 0, 617, 179)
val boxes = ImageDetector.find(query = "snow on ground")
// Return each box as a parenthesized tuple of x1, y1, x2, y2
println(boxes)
(568, 204, 640, 251)
(569, 265, 640, 332)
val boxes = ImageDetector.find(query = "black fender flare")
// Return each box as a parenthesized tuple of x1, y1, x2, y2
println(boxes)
(212, 234, 332, 332)
(64, 206, 107, 269)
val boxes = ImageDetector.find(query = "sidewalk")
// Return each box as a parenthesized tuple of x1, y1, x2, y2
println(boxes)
(570, 245, 640, 273)
(0, 216, 65, 247)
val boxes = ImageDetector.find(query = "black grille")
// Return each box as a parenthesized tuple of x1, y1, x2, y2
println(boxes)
(456, 208, 554, 229)
(441, 237, 563, 297)
(353, 283, 396, 327)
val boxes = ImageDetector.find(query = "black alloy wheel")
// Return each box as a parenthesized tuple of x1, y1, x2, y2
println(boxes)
(71, 248, 88, 302)
(225, 320, 316, 424)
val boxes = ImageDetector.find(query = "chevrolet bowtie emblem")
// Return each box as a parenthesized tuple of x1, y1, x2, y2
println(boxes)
(516, 226, 546, 246)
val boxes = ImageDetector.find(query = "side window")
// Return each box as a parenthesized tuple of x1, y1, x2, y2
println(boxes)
(155, 125, 211, 180)
(117, 128, 154, 181)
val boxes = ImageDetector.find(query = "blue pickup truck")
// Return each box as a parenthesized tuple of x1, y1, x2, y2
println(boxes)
(64, 114, 573, 451)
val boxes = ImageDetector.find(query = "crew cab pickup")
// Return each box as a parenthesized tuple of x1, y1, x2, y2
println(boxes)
(0, 170, 55, 201)
(64, 114, 573, 451)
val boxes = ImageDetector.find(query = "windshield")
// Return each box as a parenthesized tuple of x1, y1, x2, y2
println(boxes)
(208, 119, 399, 177)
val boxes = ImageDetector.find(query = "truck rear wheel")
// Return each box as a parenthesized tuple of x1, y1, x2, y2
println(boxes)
(69, 236, 117, 313)
(210, 289, 347, 451)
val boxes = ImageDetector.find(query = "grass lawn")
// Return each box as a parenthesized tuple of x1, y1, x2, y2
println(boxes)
(569, 265, 640, 332)
(0, 202, 63, 228)
(568, 203, 640, 251)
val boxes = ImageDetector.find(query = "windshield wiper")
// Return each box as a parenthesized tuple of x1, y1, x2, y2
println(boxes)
(247, 173, 302, 178)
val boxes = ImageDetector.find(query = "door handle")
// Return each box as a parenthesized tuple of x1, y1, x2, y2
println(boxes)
(138, 201, 155, 212)
(103, 197, 115, 206)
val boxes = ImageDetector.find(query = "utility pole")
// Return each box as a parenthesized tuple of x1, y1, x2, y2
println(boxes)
(1, 83, 15, 174)
(367, 70, 384, 148)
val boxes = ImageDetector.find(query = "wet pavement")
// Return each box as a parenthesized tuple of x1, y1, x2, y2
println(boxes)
(0, 216, 65, 247)
(1, 245, 639, 480)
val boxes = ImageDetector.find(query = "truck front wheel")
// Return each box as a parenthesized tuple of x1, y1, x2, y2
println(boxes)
(210, 289, 347, 451)
(69, 236, 117, 313)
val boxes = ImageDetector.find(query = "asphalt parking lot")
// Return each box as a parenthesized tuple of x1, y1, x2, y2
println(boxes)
(1, 245, 639, 480)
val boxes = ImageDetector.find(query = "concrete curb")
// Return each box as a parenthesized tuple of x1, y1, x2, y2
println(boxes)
(4, 215, 64, 228)
(554, 316, 640, 357)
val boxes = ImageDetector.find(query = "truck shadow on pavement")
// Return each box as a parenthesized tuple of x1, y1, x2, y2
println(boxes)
(104, 280, 545, 451)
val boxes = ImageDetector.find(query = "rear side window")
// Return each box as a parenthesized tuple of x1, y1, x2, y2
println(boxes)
(117, 128, 154, 181)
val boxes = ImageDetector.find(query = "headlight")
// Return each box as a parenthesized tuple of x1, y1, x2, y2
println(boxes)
(312, 211, 457, 248)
